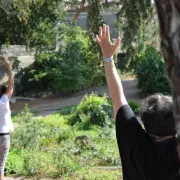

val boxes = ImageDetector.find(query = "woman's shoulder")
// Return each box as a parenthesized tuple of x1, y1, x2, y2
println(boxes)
(0, 94, 9, 103)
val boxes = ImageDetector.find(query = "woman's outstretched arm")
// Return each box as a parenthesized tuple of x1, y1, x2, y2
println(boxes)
(96, 24, 127, 120)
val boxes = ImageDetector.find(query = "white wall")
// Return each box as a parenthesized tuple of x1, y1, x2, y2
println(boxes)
(0, 55, 35, 84)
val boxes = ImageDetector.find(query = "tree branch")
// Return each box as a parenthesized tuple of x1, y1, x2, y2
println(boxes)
(73, 1, 120, 20)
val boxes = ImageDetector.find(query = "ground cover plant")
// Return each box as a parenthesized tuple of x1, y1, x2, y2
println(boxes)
(7, 94, 124, 179)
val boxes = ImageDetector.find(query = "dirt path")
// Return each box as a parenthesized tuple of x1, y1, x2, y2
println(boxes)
(11, 79, 142, 116)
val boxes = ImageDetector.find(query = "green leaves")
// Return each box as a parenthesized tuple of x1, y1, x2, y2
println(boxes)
(0, 0, 65, 49)
(87, 0, 104, 35)
(135, 46, 170, 96)
(117, 0, 157, 67)
(15, 24, 106, 95)
(7, 96, 119, 178)
(70, 93, 113, 128)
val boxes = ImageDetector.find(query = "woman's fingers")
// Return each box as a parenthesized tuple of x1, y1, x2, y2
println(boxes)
(106, 25, 110, 40)
(103, 24, 106, 35)
(99, 27, 102, 38)
(96, 35, 101, 45)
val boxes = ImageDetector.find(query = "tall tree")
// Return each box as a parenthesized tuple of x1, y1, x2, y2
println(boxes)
(154, 0, 180, 162)
(116, 0, 154, 66)
(87, 0, 105, 68)
(0, 0, 30, 45)
(87, 0, 104, 34)
(0, 0, 65, 52)
(66, 0, 105, 67)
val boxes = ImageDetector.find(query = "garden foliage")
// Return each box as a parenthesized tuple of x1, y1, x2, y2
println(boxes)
(135, 46, 170, 95)
(7, 94, 120, 178)
(70, 93, 113, 128)
(15, 25, 106, 95)
(0, 0, 65, 50)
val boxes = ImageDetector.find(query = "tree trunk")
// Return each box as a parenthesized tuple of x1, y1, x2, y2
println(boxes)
(154, 0, 180, 161)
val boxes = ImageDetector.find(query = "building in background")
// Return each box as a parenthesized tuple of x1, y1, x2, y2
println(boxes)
(67, 11, 118, 38)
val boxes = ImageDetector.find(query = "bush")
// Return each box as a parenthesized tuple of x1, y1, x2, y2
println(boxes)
(72, 113, 92, 130)
(6, 149, 53, 176)
(15, 25, 106, 95)
(56, 127, 74, 143)
(59, 105, 77, 115)
(11, 119, 55, 149)
(70, 93, 113, 128)
(128, 99, 141, 115)
(12, 106, 74, 149)
(76, 169, 121, 180)
(13, 104, 34, 123)
(6, 150, 25, 175)
(23, 150, 53, 176)
(53, 153, 80, 177)
(135, 46, 170, 95)
(97, 147, 120, 166)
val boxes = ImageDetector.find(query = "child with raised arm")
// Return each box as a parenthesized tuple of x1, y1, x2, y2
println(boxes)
(0, 57, 14, 180)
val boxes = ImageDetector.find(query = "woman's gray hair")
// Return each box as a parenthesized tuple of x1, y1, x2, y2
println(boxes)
(140, 93, 176, 136)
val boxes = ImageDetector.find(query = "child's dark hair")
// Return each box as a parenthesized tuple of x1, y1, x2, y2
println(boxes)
(0, 85, 7, 97)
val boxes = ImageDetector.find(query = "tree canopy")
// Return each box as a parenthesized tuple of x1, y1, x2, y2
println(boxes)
(0, 0, 65, 52)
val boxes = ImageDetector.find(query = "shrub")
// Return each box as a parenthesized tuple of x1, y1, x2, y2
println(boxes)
(11, 119, 55, 149)
(42, 113, 69, 127)
(98, 126, 116, 140)
(6, 150, 25, 175)
(70, 93, 113, 128)
(12, 104, 34, 123)
(135, 46, 170, 95)
(56, 127, 74, 144)
(52, 153, 80, 177)
(23, 150, 53, 176)
(72, 113, 92, 130)
(59, 105, 77, 115)
(97, 148, 120, 166)
(15, 25, 106, 95)
(128, 99, 141, 115)
(76, 169, 121, 180)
